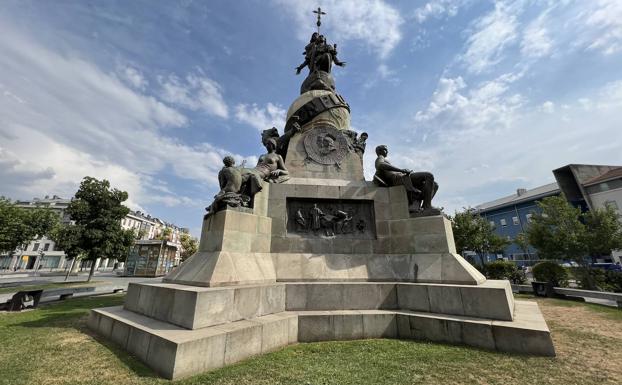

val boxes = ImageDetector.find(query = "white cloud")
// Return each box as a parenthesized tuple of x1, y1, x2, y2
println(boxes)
(234, 102, 286, 132)
(414, 73, 523, 141)
(413, 0, 469, 23)
(395, 75, 622, 214)
(460, 1, 521, 73)
(520, 12, 552, 58)
(0, 20, 249, 214)
(540, 101, 555, 113)
(159, 72, 228, 118)
(120, 65, 148, 89)
(581, 0, 622, 55)
(273, 0, 403, 59)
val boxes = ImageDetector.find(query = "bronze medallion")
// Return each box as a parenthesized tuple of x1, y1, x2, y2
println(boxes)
(303, 125, 349, 165)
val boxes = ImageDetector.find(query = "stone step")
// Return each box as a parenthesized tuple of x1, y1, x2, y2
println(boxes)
(89, 300, 553, 380)
(296, 301, 554, 357)
(286, 280, 515, 321)
(88, 306, 298, 380)
(123, 282, 285, 329)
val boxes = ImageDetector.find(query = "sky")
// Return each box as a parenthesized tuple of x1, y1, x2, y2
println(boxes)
(1, 0, 622, 236)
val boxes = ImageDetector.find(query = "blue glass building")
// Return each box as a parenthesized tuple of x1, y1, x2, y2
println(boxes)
(474, 183, 560, 266)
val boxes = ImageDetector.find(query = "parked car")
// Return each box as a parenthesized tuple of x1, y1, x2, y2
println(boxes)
(590, 263, 622, 272)
(560, 261, 579, 268)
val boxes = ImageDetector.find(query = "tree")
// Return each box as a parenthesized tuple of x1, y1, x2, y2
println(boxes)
(180, 233, 198, 261)
(514, 231, 531, 259)
(526, 195, 586, 262)
(50, 223, 84, 281)
(66, 177, 133, 281)
(451, 209, 509, 264)
(157, 227, 173, 241)
(581, 206, 622, 260)
(0, 197, 59, 255)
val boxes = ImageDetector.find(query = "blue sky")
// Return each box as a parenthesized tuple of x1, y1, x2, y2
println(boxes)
(1, 0, 622, 236)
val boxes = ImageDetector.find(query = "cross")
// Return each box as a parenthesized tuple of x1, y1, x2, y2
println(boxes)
(313, 7, 326, 34)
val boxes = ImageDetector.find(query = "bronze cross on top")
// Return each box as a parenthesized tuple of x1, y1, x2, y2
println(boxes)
(313, 7, 326, 34)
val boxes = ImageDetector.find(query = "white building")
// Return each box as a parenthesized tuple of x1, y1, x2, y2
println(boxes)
(1, 196, 185, 271)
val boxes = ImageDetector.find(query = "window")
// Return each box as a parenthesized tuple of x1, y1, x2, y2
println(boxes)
(33, 243, 40, 251)
(526, 213, 533, 223)
(43, 243, 50, 251)
(500, 219, 507, 227)
(512, 216, 519, 225)
(489, 220, 495, 228)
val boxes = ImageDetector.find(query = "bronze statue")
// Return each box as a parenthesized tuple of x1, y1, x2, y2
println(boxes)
(295, 8, 347, 95)
(373, 145, 440, 215)
(206, 139, 290, 216)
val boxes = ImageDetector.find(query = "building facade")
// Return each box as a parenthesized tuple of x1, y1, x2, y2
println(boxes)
(1, 196, 185, 271)
(474, 164, 622, 265)
(475, 183, 560, 265)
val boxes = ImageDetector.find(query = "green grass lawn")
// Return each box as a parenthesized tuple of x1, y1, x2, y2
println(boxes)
(1, 294, 621, 385)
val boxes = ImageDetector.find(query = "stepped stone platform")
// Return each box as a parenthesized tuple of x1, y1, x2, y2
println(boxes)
(89, 281, 553, 380)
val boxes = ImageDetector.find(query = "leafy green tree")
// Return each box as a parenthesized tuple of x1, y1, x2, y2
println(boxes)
(180, 233, 198, 261)
(50, 223, 84, 280)
(0, 197, 59, 255)
(157, 227, 173, 241)
(513, 231, 532, 259)
(581, 206, 622, 261)
(526, 195, 586, 261)
(66, 177, 134, 281)
(451, 209, 509, 264)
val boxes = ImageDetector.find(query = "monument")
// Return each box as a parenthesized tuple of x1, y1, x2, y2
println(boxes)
(89, 9, 555, 380)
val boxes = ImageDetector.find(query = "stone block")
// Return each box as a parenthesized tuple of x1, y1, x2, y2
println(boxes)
(413, 234, 451, 253)
(297, 312, 333, 342)
(261, 284, 286, 315)
(294, 184, 319, 197)
(412, 254, 443, 283)
(151, 285, 174, 322)
(361, 312, 397, 338)
(333, 313, 364, 340)
(427, 285, 465, 315)
(342, 283, 397, 310)
(285, 283, 308, 310)
(98, 313, 114, 338)
(441, 253, 486, 285)
(232, 286, 262, 320)
(460, 282, 513, 321)
(306, 283, 344, 310)
(193, 288, 234, 328)
(126, 327, 152, 362)
(317, 185, 340, 199)
(256, 316, 289, 352)
(462, 321, 495, 350)
(174, 333, 226, 379)
(110, 320, 130, 348)
(87, 311, 100, 331)
(123, 283, 141, 312)
(146, 336, 177, 379)
(222, 321, 263, 365)
(287, 315, 298, 344)
(408, 314, 462, 344)
(396, 284, 430, 312)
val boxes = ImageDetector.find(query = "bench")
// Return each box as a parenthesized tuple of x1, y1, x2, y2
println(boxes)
(3, 286, 125, 311)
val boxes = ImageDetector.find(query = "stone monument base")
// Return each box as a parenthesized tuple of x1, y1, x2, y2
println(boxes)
(89, 280, 554, 380)
(89, 181, 555, 379)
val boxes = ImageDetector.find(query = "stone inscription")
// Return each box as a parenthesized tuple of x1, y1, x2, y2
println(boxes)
(286, 198, 376, 239)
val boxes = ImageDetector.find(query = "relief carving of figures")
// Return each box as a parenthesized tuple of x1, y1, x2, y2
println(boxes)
(287, 200, 373, 239)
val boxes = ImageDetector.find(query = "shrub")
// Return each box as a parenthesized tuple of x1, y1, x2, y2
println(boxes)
(573, 267, 622, 292)
(483, 260, 526, 284)
(532, 261, 568, 287)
